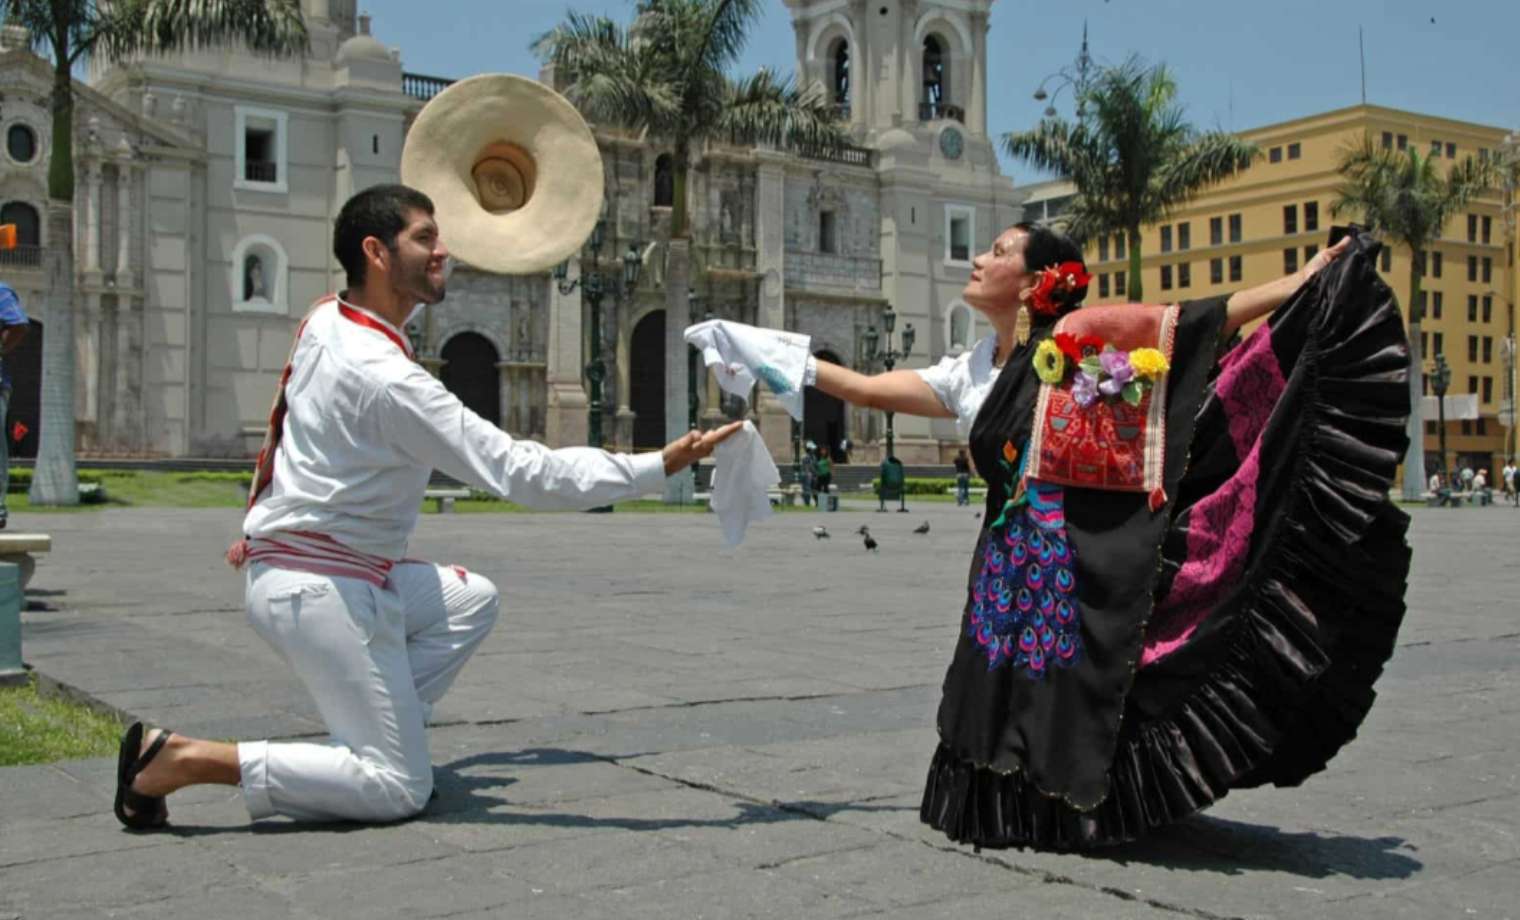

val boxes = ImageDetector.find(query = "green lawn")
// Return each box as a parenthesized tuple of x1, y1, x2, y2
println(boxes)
(0, 676, 123, 767)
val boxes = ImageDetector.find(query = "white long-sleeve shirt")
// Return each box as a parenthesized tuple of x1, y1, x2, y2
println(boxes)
(242, 297, 666, 561)
(915, 334, 1002, 437)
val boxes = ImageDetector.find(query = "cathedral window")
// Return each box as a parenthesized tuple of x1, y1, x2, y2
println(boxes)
(819, 210, 837, 254)
(653, 154, 674, 208)
(945, 204, 974, 265)
(830, 38, 850, 117)
(234, 106, 288, 193)
(921, 35, 948, 119)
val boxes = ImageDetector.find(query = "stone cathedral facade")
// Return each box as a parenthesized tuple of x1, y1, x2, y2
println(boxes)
(0, 0, 1019, 466)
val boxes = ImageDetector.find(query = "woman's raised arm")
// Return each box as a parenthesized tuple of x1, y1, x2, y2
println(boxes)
(1223, 237, 1351, 334)
(811, 361, 956, 420)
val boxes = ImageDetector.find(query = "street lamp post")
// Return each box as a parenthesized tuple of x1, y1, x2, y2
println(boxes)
(861, 308, 916, 460)
(1032, 21, 1095, 121)
(554, 220, 642, 451)
(1432, 353, 1453, 490)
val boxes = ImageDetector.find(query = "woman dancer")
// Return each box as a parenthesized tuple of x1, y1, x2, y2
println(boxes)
(706, 222, 1410, 848)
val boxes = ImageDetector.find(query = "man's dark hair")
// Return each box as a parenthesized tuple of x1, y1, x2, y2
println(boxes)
(1013, 220, 1089, 310)
(333, 184, 435, 287)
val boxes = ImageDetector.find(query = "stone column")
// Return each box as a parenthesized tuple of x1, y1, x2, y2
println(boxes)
(544, 278, 588, 448)
(753, 151, 794, 460)
(663, 238, 692, 502)
(969, 12, 988, 136)
(115, 160, 134, 283)
(83, 163, 102, 274)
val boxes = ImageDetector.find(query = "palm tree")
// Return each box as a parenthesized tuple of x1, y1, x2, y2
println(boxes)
(3, 0, 306, 504)
(1333, 135, 1494, 500)
(1004, 57, 1256, 301)
(534, 0, 847, 501)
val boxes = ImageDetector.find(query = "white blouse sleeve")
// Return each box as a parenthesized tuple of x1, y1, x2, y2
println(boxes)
(916, 351, 973, 422)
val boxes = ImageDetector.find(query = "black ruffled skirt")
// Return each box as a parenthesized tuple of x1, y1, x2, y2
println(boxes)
(921, 244, 1413, 850)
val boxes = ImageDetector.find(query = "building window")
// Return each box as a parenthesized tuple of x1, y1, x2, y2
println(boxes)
(0, 201, 40, 261)
(1468, 336, 1478, 362)
(1160, 224, 1172, 253)
(1431, 291, 1443, 319)
(1287, 142, 1301, 159)
(1468, 255, 1478, 281)
(819, 210, 837, 254)
(1304, 201, 1319, 232)
(1304, 244, 1318, 262)
(1228, 255, 1242, 282)
(1098, 236, 1109, 262)
(1177, 222, 1190, 251)
(1421, 332, 1428, 355)
(234, 106, 288, 192)
(1269, 146, 1282, 163)
(1114, 270, 1126, 295)
(1434, 332, 1443, 353)
(1397, 134, 1407, 150)
(1381, 131, 1393, 149)
(922, 35, 947, 113)
(1483, 336, 1493, 363)
(830, 38, 850, 110)
(1446, 142, 1456, 159)
(1468, 295, 1478, 321)
(1482, 295, 1492, 323)
(1099, 273, 1110, 297)
(1209, 216, 1223, 246)
(945, 204, 973, 264)
(1228, 213, 1242, 243)
(5, 124, 37, 163)
(1477, 417, 1487, 435)
(1432, 250, 1442, 278)
(1283, 248, 1298, 274)
(1380, 247, 1390, 272)
(1114, 233, 1126, 259)
(1160, 264, 1173, 290)
(1283, 204, 1297, 235)
(1424, 418, 1434, 432)
(1468, 375, 1478, 397)
(653, 154, 676, 207)
(1210, 257, 1223, 284)
(1178, 262, 1191, 288)
(1482, 216, 1492, 244)
(1483, 376, 1493, 401)
(1468, 214, 1478, 242)
(1430, 139, 1443, 156)
(1482, 257, 1492, 283)
(1462, 420, 1472, 436)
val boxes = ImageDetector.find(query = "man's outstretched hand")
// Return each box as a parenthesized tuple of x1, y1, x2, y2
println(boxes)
(662, 421, 745, 476)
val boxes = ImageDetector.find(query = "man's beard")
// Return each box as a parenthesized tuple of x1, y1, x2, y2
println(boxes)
(396, 261, 446, 306)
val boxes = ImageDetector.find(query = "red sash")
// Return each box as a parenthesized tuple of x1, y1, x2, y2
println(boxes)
(1025, 304, 1181, 511)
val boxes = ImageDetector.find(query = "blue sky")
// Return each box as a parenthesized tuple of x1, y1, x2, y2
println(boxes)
(362, 0, 1520, 182)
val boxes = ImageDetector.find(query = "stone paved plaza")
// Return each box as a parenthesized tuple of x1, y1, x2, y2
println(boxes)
(2, 500, 1518, 919)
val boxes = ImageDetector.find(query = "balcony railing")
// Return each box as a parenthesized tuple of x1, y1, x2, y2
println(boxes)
(0, 245, 42, 268)
(918, 102, 965, 124)
(798, 143, 875, 168)
(402, 72, 455, 102)
(244, 160, 278, 183)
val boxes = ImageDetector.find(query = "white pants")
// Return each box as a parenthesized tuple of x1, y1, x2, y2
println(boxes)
(238, 560, 499, 822)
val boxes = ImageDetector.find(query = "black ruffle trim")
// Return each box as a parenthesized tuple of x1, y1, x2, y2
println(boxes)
(921, 239, 1413, 850)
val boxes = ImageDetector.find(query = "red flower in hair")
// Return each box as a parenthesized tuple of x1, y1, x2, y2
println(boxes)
(1027, 261, 1093, 316)
(1053, 332, 1083, 362)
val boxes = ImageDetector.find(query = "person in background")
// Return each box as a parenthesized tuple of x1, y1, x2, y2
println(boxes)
(0, 282, 30, 530)
(953, 448, 972, 506)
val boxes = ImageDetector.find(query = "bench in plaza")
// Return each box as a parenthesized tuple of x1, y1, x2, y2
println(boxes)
(425, 488, 471, 513)
(0, 533, 50, 589)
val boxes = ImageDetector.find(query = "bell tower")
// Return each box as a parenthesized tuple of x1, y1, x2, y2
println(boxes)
(783, 0, 995, 141)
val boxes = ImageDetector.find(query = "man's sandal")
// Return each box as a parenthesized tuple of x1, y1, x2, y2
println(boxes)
(113, 722, 171, 830)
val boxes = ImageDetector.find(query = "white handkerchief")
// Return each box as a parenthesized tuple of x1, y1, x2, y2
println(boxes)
(684, 319, 811, 421)
(709, 421, 779, 546)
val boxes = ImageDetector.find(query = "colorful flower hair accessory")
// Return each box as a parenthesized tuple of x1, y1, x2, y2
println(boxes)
(1028, 261, 1094, 316)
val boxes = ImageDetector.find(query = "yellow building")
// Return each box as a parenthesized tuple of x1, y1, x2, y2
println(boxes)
(1022, 104, 1519, 485)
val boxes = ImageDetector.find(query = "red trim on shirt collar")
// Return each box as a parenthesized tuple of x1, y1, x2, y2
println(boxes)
(335, 298, 414, 359)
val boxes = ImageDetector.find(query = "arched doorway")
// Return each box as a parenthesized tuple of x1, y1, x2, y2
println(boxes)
(653, 154, 674, 208)
(630, 310, 665, 449)
(5, 319, 42, 458)
(440, 332, 500, 427)
(0, 202, 41, 267)
(805, 349, 847, 462)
